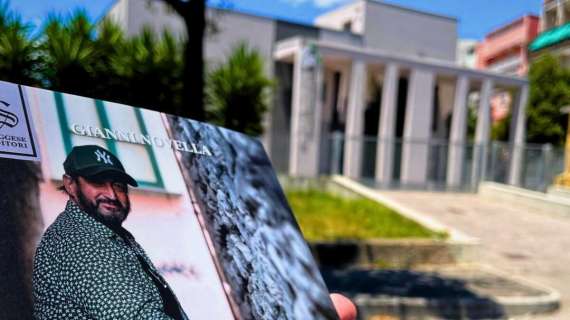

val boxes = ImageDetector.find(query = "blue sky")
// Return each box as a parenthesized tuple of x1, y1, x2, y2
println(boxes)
(11, 0, 542, 40)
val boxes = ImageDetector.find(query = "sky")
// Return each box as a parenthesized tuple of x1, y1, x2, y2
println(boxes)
(11, 0, 542, 40)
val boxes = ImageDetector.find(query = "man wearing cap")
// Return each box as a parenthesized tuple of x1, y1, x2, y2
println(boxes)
(32, 145, 188, 320)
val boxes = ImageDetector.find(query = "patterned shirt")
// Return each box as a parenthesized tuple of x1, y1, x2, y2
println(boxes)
(33, 200, 178, 319)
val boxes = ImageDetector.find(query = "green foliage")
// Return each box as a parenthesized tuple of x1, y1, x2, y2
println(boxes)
(0, 3, 272, 135)
(89, 18, 127, 102)
(491, 113, 511, 141)
(0, 1, 39, 85)
(40, 10, 99, 95)
(286, 189, 447, 241)
(110, 28, 184, 115)
(206, 43, 273, 136)
(527, 54, 570, 145)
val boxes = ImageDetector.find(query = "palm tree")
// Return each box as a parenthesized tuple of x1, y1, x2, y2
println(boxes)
(0, 1, 39, 85)
(110, 28, 184, 115)
(206, 43, 273, 135)
(90, 18, 127, 102)
(40, 10, 98, 96)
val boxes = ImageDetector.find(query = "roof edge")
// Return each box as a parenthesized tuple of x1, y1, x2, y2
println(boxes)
(366, 0, 457, 22)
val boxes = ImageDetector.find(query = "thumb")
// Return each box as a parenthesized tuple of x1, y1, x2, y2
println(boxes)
(330, 293, 357, 320)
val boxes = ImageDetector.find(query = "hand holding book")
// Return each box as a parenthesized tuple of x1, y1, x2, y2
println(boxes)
(331, 293, 358, 320)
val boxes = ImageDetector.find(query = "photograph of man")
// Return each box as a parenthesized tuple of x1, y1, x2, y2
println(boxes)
(32, 145, 189, 320)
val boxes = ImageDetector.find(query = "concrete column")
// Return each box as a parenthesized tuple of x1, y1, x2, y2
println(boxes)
(343, 60, 367, 179)
(446, 75, 470, 188)
(288, 44, 324, 177)
(508, 84, 529, 186)
(471, 79, 494, 185)
(557, 1, 566, 26)
(401, 68, 436, 186)
(375, 63, 399, 185)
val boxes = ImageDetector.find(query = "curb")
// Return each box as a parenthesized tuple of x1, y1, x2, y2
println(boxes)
(344, 264, 561, 319)
(330, 175, 480, 244)
(476, 264, 561, 314)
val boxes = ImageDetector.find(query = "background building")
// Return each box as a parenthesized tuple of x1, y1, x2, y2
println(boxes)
(108, 0, 528, 190)
(541, 0, 570, 31)
(477, 15, 539, 76)
(530, 0, 570, 65)
(456, 39, 478, 69)
(476, 15, 539, 123)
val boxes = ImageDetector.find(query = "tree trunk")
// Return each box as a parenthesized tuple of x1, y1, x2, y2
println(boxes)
(0, 159, 43, 320)
(182, 0, 206, 121)
(163, 0, 207, 121)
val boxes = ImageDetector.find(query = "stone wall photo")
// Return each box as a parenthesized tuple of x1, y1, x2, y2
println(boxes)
(169, 115, 338, 320)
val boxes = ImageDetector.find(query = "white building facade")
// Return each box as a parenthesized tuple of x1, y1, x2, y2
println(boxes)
(108, 0, 528, 190)
(456, 39, 478, 69)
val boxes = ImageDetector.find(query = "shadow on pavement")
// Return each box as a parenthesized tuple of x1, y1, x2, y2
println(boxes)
(322, 268, 506, 320)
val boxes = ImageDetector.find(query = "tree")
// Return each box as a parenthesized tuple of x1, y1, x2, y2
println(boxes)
(161, 0, 206, 121)
(206, 43, 273, 136)
(39, 11, 184, 115)
(467, 101, 477, 141)
(40, 10, 100, 96)
(111, 28, 183, 115)
(491, 113, 511, 141)
(0, 1, 39, 85)
(490, 89, 517, 142)
(90, 18, 128, 102)
(527, 54, 570, 145)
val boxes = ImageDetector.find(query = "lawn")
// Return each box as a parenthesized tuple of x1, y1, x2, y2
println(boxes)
(286, 189, 447, 241)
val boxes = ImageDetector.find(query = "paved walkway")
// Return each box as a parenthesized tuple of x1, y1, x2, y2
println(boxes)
(378, 191, 570, 320)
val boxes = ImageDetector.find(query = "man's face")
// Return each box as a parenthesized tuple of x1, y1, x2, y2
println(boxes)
(73, 175, 131, 227)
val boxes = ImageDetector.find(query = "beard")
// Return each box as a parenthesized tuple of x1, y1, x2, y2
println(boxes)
(76, 188, 131, 228)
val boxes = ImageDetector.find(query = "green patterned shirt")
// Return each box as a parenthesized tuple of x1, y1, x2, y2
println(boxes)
(33, 200, 175, 319)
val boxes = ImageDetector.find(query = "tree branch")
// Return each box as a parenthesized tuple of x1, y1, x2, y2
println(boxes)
(161, 0, 189, 17)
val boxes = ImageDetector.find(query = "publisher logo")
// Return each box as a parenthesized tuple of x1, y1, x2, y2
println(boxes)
(0, 100, 19, 130)
(0, 82, 39, 161)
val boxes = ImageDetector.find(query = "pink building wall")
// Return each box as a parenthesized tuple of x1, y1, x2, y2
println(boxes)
(476, 15, 539, 123)
(476, 15, 539, 76)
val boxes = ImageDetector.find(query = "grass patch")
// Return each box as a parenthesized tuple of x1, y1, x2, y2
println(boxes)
(286, 189, 447, 241)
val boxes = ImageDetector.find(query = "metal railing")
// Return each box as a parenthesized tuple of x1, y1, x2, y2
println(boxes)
(320, 132, 565, 193)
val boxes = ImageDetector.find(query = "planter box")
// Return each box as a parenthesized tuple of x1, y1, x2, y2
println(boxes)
(310, 239, 478, 269)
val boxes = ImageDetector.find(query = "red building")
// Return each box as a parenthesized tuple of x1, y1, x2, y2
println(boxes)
(477, 15, 539, 76)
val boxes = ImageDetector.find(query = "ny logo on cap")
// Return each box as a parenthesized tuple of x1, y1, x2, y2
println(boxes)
(94, 149, 113, 165)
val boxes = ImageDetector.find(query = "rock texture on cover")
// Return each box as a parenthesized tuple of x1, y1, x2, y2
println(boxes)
(169, 116, 337, 320)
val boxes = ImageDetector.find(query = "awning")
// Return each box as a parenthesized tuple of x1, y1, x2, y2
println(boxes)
(529, 22, 570, 52)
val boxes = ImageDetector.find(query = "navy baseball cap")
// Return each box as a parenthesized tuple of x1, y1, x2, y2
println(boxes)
(63, 145, 138, 187)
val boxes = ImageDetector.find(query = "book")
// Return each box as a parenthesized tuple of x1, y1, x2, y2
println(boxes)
(0, 80, 338, 320)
